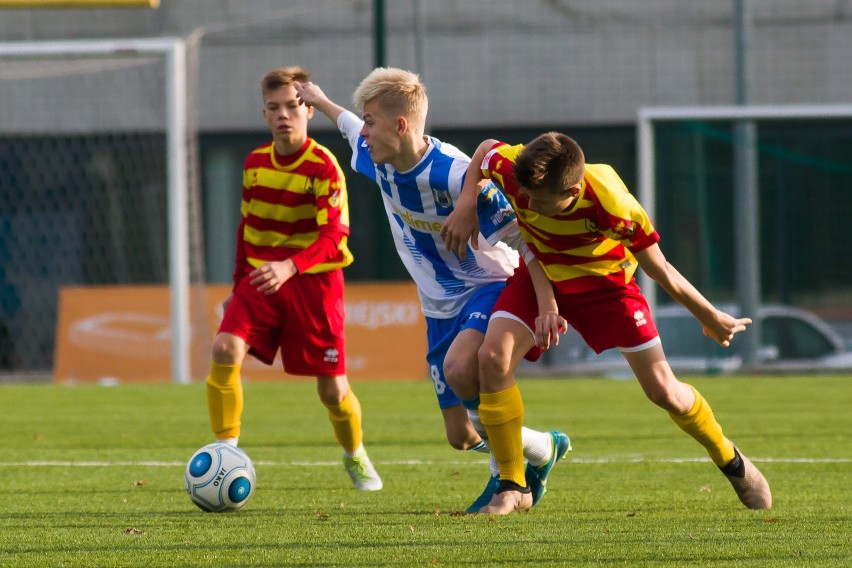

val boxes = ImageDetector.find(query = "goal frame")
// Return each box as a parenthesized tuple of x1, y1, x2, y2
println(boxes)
(636, 103, 852, 316)
(0, 38, 191, 384)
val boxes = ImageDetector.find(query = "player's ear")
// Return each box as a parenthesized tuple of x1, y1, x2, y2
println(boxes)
(396, 116, 407, 135)
(569, 182, 582, 197)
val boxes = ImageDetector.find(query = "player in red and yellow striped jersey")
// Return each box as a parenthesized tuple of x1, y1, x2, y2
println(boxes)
(441, 132, 770, 514)
(205, 67, 382, 491)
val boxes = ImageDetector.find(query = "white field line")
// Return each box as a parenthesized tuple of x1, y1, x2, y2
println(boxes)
(0, 456, 849, 467)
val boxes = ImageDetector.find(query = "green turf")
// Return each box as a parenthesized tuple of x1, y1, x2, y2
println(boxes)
(1, 375, 851, 567)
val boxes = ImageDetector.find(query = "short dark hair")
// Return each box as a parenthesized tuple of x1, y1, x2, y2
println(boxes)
(514, 132, 585, 193)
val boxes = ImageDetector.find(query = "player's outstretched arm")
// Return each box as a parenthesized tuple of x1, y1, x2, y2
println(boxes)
(634, 244, 752, 347)
(294, 81, 347, 125)
(441, 139, 499, 258)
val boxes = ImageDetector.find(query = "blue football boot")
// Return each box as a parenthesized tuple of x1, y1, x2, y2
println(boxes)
(526, 430, 572, 506)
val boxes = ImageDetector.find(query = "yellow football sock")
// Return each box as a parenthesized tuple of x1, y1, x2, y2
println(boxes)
(669, 385, 736, 467)
(324, 389, 363, 454)
(479, 384, 526, 487)
(206, 362, 243, 440)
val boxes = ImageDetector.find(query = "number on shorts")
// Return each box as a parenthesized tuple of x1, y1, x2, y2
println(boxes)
(430, 364, 446, 395)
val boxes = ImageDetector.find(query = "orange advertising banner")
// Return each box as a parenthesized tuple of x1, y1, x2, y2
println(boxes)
(54, 283, 428, 384)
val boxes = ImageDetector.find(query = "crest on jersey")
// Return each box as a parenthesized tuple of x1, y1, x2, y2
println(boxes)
(612, 219, 637, 238)
(328, 188, 340, 208)
(432, 188, 453, 208)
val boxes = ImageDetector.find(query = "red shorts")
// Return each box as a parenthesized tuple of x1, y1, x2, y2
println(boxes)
(492, 263, 660, 355)
(219, 268, 346, 376)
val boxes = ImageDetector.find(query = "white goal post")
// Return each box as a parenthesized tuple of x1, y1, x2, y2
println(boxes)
(0, 38, 191, 384)
(636, 103, 852, 319)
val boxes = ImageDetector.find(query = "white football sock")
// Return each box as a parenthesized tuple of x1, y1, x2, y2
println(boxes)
(342, 443, 366, 459)
(217, 437, 239, 447)
(521, 427, 554, 467)
(466, 408, 497, 475)
(488, 451, 499, 477)
(466, 407, 488, 441)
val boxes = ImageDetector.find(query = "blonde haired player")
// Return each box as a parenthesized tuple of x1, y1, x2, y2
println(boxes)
(205, 66, 382, 491)
(442, 132, 771, 514)
(296, 68, 570, 511)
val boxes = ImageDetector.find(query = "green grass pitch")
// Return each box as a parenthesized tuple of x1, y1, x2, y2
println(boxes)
(1, 375, 851, 567)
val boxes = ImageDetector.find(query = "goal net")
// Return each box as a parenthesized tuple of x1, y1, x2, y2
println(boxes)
(0, 38, 203, 382)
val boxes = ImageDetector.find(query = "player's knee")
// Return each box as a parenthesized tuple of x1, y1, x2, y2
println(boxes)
(211, 334, 243, 365)
(644, 383, 681, 411)
(316, 376, 349, 406)
(635, 360, 686, 412)
(443, 356, 475, 393)
(442, 357, 462, 384)
(477, 343, 512, 380)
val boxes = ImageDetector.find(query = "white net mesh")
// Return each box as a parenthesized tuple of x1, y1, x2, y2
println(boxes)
(0, 42, 205, 375)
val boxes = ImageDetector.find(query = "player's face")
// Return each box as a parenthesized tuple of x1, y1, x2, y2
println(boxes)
(522, 183, 580, 216)
(359, 100, 402, 165)
(263, 84, 313, 153)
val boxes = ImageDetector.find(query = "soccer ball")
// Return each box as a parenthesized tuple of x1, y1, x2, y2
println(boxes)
(184, 442, 256, 512)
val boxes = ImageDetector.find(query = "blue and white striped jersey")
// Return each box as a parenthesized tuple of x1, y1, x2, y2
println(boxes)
(338, 110, 526, 319)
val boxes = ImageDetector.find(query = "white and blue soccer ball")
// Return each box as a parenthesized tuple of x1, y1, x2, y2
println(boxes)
(184, 442, 256, 512)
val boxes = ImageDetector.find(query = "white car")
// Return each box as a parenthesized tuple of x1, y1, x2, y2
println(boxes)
(522, 304, 852, 376)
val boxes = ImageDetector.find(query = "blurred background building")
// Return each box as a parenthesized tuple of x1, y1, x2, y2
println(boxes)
(1, 0, 850, 375)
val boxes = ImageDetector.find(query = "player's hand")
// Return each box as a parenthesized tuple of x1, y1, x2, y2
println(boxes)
(534, 311, 567, 350)
(249, 261, 297, 295)
(440, 208, 480, 260)
(293, 81, 325, 107)
(702, 311, 752, 347)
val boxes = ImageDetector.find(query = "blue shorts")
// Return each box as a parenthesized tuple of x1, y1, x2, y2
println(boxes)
(425, 281, 505, 409)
